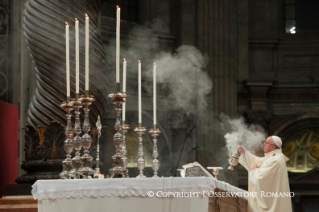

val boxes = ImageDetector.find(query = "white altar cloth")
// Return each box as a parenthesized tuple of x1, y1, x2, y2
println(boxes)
(32, 177, 246, 212)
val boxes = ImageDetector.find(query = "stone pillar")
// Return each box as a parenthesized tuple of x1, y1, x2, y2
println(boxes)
(244, 80, 273, 133)
(198, 0, 237, 116)
(196, 0, 239, 184)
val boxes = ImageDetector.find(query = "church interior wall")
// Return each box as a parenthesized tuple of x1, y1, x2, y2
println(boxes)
(239, 0, 319, 210)
(0, 0, 319, 210)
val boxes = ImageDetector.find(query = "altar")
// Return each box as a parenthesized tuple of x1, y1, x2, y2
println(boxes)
(32, 177, 247, 212)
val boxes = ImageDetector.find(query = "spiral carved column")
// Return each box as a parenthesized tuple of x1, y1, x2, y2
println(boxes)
(23, 0, 109, 128)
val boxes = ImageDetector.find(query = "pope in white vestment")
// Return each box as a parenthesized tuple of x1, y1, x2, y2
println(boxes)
(238, 136, 292, 212)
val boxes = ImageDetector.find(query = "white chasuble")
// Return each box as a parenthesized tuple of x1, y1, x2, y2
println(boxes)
(239, 149, 292, 212)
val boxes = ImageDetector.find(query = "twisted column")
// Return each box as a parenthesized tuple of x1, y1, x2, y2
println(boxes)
(23, 0, 109, 127)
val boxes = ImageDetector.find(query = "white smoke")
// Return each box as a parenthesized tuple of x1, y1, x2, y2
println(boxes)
(105, 20, 212, 120)
(151, 45, 211, 115)
(221, 115, 266, 155)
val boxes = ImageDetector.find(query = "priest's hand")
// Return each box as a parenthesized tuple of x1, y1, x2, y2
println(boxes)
(251, 164, 258, 170)
(237, 145, 246, 154)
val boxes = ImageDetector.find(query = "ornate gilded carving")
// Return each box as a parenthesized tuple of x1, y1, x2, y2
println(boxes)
(24, 125, 39, 160)
(283, 128, 319, 172)
(18, 121, 102, 183)
(18, 122, 69, 183)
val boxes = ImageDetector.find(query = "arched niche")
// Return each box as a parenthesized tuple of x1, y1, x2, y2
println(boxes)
(274, 114, 319, 173)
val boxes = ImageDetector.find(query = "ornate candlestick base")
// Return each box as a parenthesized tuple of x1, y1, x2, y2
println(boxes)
(59, 101, 74, 179)
(78, 94, 95, 178)
(149, 126, 161, 178)
(121, 123, 130, 177)
(134, 126, 147, 178)
(70, 99, 83, 179)
(107, 83, 129, 178)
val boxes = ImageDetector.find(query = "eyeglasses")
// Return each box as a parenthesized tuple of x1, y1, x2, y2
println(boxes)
(264, 141, 275, 145)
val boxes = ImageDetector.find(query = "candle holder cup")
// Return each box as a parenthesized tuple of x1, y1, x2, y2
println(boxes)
(207, 167, 223, 180)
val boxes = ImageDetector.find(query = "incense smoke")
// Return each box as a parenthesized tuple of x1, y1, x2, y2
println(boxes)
(104, 20, 212, 121)
(221, 114, 266, 155)
(104, 18, 267, 177)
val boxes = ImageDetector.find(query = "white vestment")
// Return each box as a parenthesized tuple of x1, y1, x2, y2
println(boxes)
(239, 149, 292, 212)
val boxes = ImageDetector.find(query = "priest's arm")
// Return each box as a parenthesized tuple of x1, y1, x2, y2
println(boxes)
(237, 145, 260, 172)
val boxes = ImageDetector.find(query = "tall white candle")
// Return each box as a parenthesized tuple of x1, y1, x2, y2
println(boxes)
(75, 18, 79, 94)
(122, 58, 127, 121)
(85, 14, 89, 91)
(116, 6, 121, 83)
(153, 62, 156, 125)
(138, 60, 142, 124)
(65, 22, 70, 98)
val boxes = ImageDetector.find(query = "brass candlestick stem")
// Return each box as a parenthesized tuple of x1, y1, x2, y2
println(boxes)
(107, 82, 129, 178)
(70, 99, 83, 179)
(134, 126, 147, 178)
(149, 126, 161, 178)
(78, 94, 95, 178)
(59, 101, 74, 179)
(121, 122, 130, 177)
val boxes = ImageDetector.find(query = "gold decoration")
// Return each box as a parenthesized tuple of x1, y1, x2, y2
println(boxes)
(282, 140, 296, 157)
(309, 142, 319, 160)
(37, 127, 45, 146)
(283, 128, 319, 172)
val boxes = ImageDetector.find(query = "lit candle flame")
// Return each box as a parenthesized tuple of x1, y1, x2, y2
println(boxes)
(138, 60, 141, 63)
(65, 22, 69, 25)
(124, 58, 126, 61)
(117, 5, 120, 9)
(85, 13, 88, 17)
(75, 18, 78, 21)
